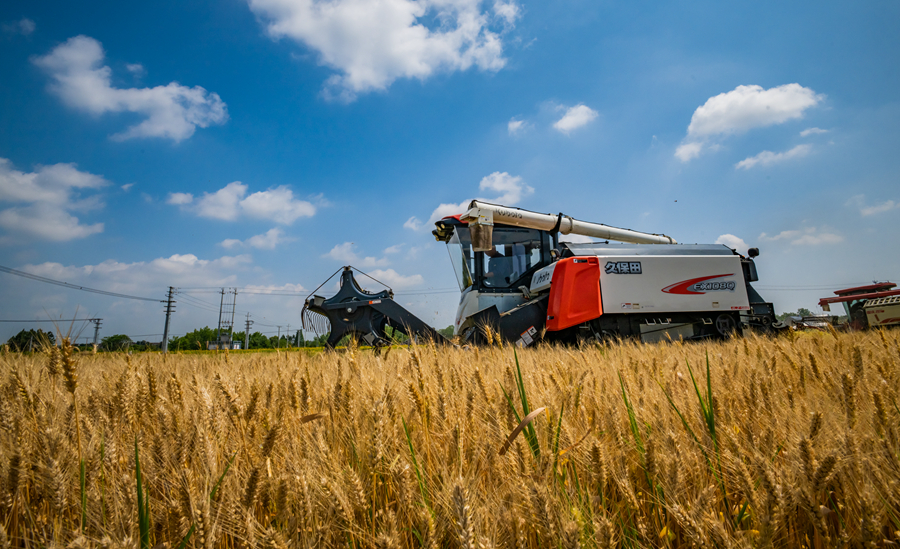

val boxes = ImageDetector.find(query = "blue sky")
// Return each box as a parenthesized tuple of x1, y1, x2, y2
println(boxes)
(1, 0, 898, 343)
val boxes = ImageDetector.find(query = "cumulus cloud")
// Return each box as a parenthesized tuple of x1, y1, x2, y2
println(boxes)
(324, 242, 389, 267)
(735, 144, 811, 170)
(479, 171, 532, 204)
(759, 227, 842, 246)
(2, 18, 35, 36)
(21, 254, 253, 298)
(168, 182, 316, 224)
(715, 234, 749, 255)
(33, 35, 228, 142)
(0, 158, 107, 241)
(848, 195, 900, 217)
(166, 192, 193, 205)
(553, 104, 598, 134)
(674, 142, 704, 162)
(403, 216, 424, 231)
(507, 118, 526, 135)
(800, 127, 828, 137)
(220, 228, 291, 250)
(493, 1, 520, 25)
(676, 84, 823, 162)
(365, 268, 424, 289)
(406, 171, 534, 230)
(247, 0, 514, 101)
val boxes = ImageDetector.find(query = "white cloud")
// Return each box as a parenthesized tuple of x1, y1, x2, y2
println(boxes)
(241, 186, 316, 223)
(220, 228, 291, 250)
(383, 244, 404, 254)
(3, 18, 35, 36)
(0, 158, 107, 241)
(366, 268, 424, 289)
(242, 282, 307, 294)
(125, 63, 145, 76)
(800, 127, 828, 137)
(861, 200, 897, 216)
(33, 35, 228, 142)
(247, 228, 288, 249)
(715, 234, 749, 255)
(403, 216, 424, 231)
(508, 118, 526, 135)
(676, 83, 823, 162)
(171, 181, 316, 224)
(493, 1, 519, 25)
(22, 253, 253, 295)
(120, 183, 134, 191)
(553, 104, 598, 134)
(409, 171, 534, 230)
(674, 142, 704, 162)
(848, 195, 900, 217)
(735, 144, 811, 170)
(247, 0, 513, 101)
(478, 171, 533, 204)
(167, 192, 194, 205)
(324, 242, 388, 267)
(759, 227, 843, 246)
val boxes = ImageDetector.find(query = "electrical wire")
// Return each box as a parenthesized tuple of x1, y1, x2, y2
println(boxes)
(0, 319, 98, 322)
(0, 264, 162, 302)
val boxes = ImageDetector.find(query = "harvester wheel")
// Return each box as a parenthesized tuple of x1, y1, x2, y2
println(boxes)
(715, 313, 738, 338)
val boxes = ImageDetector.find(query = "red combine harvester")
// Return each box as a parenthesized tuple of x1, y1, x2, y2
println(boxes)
(818, 282, 900, 330)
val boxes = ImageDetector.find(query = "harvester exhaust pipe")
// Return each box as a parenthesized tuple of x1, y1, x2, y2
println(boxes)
(461, 200, 676, 251)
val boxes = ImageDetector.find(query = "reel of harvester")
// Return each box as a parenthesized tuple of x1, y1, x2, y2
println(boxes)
(302, 266, 448, 348)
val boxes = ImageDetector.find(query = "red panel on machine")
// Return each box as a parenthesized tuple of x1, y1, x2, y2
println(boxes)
(546, 257, 602, 331)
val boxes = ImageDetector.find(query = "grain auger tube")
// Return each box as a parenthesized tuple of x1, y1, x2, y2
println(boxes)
(301, 266, 449, 348)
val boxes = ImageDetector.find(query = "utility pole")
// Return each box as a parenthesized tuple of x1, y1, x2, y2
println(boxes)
(215, 288, 225, 350)
(162, 287, 176, 354)
(276, 326, 282, 349)
(244, 313, 252, 350)
(286, 324, 291, 348)
(229, 289, 237, 349)
(91, 319, 102, 347)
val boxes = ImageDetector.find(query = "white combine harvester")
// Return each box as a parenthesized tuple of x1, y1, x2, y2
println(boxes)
(304, 200, 781, 346)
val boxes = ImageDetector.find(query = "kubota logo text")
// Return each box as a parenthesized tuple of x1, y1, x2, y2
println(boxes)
(661, 274, 736, 295)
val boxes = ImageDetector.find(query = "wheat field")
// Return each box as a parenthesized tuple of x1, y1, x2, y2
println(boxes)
(1, 329, 899, 548)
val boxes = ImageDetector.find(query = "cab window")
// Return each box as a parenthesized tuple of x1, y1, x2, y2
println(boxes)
(482, 228, 545, 288)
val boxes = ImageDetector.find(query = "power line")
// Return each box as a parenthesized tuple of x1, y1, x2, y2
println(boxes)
(0, 319, 97, 322)
(0, 264, 161, 302)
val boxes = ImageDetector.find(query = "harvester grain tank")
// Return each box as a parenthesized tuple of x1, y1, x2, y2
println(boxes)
(303, 200, 781, 346)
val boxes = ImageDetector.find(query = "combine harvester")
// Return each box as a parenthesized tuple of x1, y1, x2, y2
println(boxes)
(303, 201, 781, 347)
(818, 282, 900, 330)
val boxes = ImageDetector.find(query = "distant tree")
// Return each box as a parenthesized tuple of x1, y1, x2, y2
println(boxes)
(170, 327, 217, 351)
(6, 329, 55, 352)
(438, 325, 454, 338)
(777, 307, 813, 322)
(101, 334, 133, 351)
(249, 331, 273, 349)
